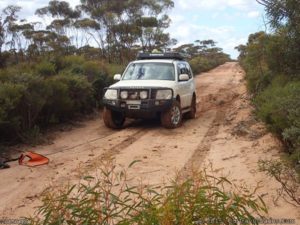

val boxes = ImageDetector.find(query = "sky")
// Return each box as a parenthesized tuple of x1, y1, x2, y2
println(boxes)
(0, 0, 266, 59)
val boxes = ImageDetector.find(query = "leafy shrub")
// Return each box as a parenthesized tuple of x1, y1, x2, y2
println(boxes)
(106, 63, 125, 77)
(189, 54, 229, 75)
(61, 55, 86, 69)
(0, 72, 51, 139)
(30, 162, 267, 225)
(0, 82, 25, 141)
(40, 77, 74, 124)
(56, 73, 94, 114)
(81, 61, 122, 106)
(244, 68, 274, 94)
(259, 159, 300, 205)
(238, 30, 300, 168)
(40, 73, 94, 124)
(254, 80, 300, 161)
(0, 68, 94, 143)
(60, 55, 86, 75)
(35, 61, 56, 76)
(189, 56, 211, 74)
(0, 53, 122, 144)
(92, 73, 113, 107)
(0, 82, 24, 122)
(82, 61, 101, 81)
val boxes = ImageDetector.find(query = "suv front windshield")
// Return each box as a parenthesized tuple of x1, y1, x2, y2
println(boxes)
(122, 62, 175, 81)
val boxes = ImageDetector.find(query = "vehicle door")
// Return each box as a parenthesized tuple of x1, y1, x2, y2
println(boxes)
(185, 62, 195, 106)
(177, 62, 192, 108)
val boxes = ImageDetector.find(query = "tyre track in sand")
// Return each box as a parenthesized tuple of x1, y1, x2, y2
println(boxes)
(0, 125, 148, 217)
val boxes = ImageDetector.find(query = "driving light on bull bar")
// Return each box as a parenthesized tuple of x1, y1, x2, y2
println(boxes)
(140, 91, 148, 99)
(104, 89, 118, 100)
(120, 91, 128, 99)
(156, 89, 172, 100)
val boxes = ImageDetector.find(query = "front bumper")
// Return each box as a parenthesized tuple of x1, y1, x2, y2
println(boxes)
(103, 87, 175, 118)
(103, 98, 174, 118)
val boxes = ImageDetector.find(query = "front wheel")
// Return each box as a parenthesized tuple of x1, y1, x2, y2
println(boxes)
(161, 100, 182, 129)
(103, 107, 125, 129)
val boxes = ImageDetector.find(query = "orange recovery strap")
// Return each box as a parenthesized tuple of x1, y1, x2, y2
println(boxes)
(18, 151, 49, 167)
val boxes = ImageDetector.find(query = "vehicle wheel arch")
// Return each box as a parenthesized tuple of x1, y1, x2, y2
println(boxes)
(192, 92, 196, 103)
(176, 95, 181, 103)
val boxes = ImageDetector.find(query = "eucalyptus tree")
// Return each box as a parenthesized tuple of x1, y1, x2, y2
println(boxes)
(256, 0, 300, 29)
(235, 44, 247, 61)
(0, 6, 21, 66)
(73, 18, 100, 48)
(35, 0, 81, 49)
(79, 0, 174, 62)
(256, 0, 300, 74)
(174, 40, 219, 58)
(0, 5, 35, 65)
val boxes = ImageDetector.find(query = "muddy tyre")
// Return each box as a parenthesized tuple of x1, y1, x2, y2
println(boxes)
(103, 107, 125, 129)
(161, 100, 182, 129)
(185, 95, 196, 119)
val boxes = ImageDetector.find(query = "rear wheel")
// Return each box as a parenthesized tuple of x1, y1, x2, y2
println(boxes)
(103, 107, 125, 129)
(161, 100, 182, 129)
(186, 95, 196, 119)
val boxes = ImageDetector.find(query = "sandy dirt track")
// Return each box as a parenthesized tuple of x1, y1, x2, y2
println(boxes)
(0, 62, 299, 221)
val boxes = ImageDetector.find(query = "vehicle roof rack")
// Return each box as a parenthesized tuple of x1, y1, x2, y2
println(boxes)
(137, 52, 186, 60)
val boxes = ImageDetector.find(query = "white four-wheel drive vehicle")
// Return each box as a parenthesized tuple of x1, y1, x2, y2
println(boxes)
(102, 52, 196, 129)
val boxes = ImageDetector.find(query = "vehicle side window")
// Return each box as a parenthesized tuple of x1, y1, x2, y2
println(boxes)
(177, 63, 191, 80)
(177, 63, 187, 74)
(185, 63, 193, 79)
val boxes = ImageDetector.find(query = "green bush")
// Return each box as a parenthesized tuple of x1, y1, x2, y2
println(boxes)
(0, 82, 25, 141)
(0, 67, 95, 143)
(61, 55, 86, 69)
(35, 61, 56, 76)
(244, 68, 274, 93)
(56, 73, 94, 114)
(259, 159, 300, 205)
(30, 162, 267, 225)
(189, 54, 229, 75)
(0, 83, 24, 122)
(82, 61, 101, 81)
(238, 30, 300, 167)
(81, 61, 122, 106)
(0, 54, 121, 144)
(92, 73, 113, 107)
(254, 80, 300, 161)
(189, 56, 211, 74)
(106, 63, 125, 76)
(39, 73, 94, 124)
(0, 72, 50, 139)
(40, 77, 74, 124)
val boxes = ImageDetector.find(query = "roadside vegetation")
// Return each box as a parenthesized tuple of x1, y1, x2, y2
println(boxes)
(174, 40, 230, 74)
(0, 0, 230, 145)
(236, 0, 300, 169)
(30, 161, 267, 225)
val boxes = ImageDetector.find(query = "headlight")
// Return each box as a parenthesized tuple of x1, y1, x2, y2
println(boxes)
(140, 91, 148, 99)
(156, 89, 172, 100)
(104, 89, 118, 100)
(120, 91, 128, 99)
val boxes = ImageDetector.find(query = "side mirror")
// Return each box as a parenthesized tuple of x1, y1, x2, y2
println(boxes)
(179, 74, 189, 81)
(114, 74, 121, 81)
